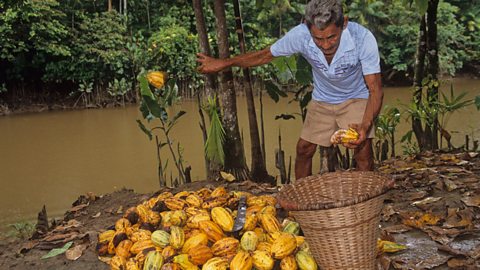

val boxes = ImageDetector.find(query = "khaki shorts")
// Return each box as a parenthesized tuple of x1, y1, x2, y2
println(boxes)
(300, 98, 375, 146)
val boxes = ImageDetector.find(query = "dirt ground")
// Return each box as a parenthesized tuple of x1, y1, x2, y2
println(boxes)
(0, 151, 479, 270)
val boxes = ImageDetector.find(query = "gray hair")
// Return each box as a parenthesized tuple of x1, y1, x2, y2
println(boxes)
(305, 0, 344, 30)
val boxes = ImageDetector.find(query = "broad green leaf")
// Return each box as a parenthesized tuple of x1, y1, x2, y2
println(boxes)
(139, 75, 155, 100)
(475, 96, 480, 110)
(295, 55, 312, 85)
(265, 80, 280, 102)
(41, 241, 73, 259)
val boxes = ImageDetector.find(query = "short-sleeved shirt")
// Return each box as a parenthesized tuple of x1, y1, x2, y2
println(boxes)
(270, 22, 380, 104)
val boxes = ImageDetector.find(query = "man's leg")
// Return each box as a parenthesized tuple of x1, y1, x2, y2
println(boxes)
(354, 138, 374, 171)
(295, 138, 317, 179)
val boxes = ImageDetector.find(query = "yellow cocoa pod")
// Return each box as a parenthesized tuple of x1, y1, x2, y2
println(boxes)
(130, 229, 152, 243)
(283, 221, 300, 236)
(98, 229, 116, 243)
(151, 230, 171, 248)
(147, 71, 166, 89)
(115, 218, 132, 231)
(253, 227, 267, 242)
(201, 196, 228, 210)
(174, 191, 190, 199)
(211, 207, 234, 232)
(162, 245, 177, 260)
(165, 198, 187, 211)
(162, 263, 182, 270)
(145, 197, 159, 209)
(169, 226, 185, 249)
(210, 186, 227, 198)
(130, 239, 155, 255)
(157, 191, 174, 201)
(201, 257, 229, 270)
(252, 250, 275, 270)
(230, 251, 253, 270)
(185, 194, 203, 208)
(295, 251, 317, 270)
(185, 207, 205, 217)
(195, 188, 212, 200)
(126, 258, 140, 270)
(258, 213, 281, 233)
(247, 196, 266, 207)
(198, 220, 225, 242)
(260, 205, 276, 216)
(240, 231, 258, 252)
(246, 205, 263, 216)
(182, 232, 209, 254)
(186, 212, 211, 229)
(295, 236, 305, 247)
(137, 205, 150, 223)
(256, 242, 272, 254)
(260, 195, 277, 206)
(173, 254, 199, 270)
(144, 250, 164, 270)
(187, 244, 213, 265)
(242, 214, 257, 231)
(110, 255, 127, 270)
(266, 231, 282, 244)
(134, 247, 155, 268)
(146, 210, 161, 226)
(170, 210, 188, 227)
(280, 255, 297, 270)
(116, 239, 133, 258)
(271, 233, 297, 259)
(211, 237, 239, 257)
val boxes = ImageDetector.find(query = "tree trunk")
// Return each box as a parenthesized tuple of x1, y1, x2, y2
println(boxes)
(412, 15, 427, 150)
(212, 0, 249, 180)
(193, 0, 217, 97)
(108, 0, 112, 12)
(426, 0, 439, 149)
(193, 0, 220, 180)
(232, 0, 270, 183)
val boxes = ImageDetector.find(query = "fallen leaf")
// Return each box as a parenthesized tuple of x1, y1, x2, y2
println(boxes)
(384, 224, 412, 234)
(461, 195, 480, 208)
(92, 212, 101, 218)
(447, 258, 473, 268)
(98, 256, 112, 264)
(220, 171, 236, 182)
(443, 178, 459, 191)
(381, 204, 397, 221)
(377, 239, 407, 253)
(116, 206, 123, 214)
(70, 204, 88, 212)
(65, 243, 87, 260)
(411, 197, 442, 207)
(41, 241, 73, 259)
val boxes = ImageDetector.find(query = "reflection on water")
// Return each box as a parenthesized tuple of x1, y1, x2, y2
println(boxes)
(0, 78, 479, 230)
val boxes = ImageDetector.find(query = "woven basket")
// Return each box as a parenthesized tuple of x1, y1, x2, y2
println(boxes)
(278, 171, 392, 270)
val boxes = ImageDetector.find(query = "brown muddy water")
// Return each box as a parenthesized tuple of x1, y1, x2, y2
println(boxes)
(0, 78, 479, 232)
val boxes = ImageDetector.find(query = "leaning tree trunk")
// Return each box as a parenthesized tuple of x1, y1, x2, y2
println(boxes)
(232, 0, 271, 183)
(212, 0, 249, 180)
(193, 0, 220, 180)
(426, 0, 439, 150)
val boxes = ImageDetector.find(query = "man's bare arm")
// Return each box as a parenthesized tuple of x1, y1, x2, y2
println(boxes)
(362, 73, 383, 133)
(346, 73, 383, 148)
(197, 47, 274, 74)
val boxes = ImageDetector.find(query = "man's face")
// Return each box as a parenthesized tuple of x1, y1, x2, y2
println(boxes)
(309, 18, 346, 58)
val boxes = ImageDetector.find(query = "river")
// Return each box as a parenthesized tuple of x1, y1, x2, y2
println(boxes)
(0, 78, 479, 232)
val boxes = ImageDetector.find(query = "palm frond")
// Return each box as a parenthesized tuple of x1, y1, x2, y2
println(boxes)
(204, 96, 226, 165)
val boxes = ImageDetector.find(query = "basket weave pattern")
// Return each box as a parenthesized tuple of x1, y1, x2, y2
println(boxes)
(279, 171, 391, 270)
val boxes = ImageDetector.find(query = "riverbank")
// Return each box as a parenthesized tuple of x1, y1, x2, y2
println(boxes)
(0, 150, 479, 270)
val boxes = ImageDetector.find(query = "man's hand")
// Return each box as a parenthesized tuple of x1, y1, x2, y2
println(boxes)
(196, 53, 229, 74)
(342, 123, 367, 149)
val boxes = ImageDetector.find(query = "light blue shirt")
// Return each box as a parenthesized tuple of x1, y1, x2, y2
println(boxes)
(270, 22, 380, 104)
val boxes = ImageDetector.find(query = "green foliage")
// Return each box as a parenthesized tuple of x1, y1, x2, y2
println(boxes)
(137, 73, 186, 186)
(204, 96, 226, 166)
(148, 25, 200, 87)
(6, 221, 35, 240)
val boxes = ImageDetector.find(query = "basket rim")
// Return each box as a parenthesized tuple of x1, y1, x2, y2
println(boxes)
(278, 171, 393, 211)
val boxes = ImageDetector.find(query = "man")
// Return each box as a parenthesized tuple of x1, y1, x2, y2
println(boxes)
(197, 0, 383, 179)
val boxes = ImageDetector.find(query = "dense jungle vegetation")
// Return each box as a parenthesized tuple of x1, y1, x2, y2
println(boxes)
(0, 0, 479, 110)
